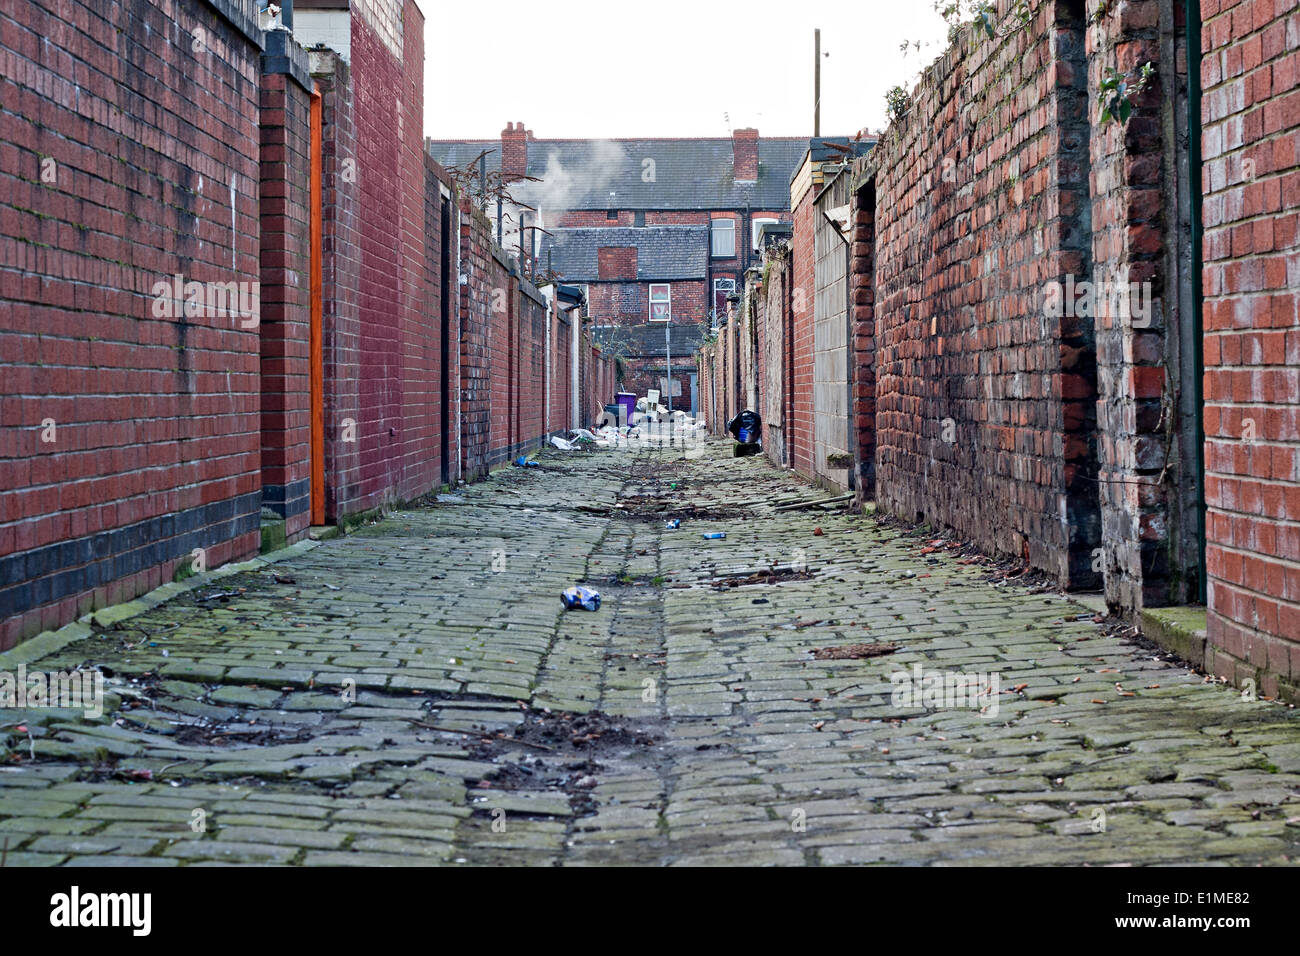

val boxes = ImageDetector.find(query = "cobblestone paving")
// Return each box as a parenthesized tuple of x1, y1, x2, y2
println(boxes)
(2, 439, 1299, 866)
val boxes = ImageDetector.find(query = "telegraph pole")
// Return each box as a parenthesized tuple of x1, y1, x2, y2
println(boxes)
(814, 28, 821, 137)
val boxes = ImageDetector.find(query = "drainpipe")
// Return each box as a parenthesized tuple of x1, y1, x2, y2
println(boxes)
(1187, 0, 1206, 604)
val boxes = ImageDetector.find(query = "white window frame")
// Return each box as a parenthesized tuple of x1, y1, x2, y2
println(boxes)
(710, 218, 736, 258)
(648, 283, 671, 323)
(752, 217, 779, 251)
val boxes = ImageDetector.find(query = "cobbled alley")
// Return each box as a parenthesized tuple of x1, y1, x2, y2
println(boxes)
(1, 439, 1298, 867)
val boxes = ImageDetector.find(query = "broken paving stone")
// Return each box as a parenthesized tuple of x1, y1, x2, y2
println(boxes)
(811, 643, 900, 660)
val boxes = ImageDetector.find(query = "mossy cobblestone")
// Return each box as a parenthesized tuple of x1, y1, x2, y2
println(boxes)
(0, 440, 1297, 865)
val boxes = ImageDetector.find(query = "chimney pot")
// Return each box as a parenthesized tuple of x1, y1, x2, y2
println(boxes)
(501, 121, 530, 181)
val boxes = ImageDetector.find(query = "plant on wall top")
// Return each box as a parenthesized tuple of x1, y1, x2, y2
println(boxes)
(885, 85, 910, 125)
(1098, 62, 1154, 124)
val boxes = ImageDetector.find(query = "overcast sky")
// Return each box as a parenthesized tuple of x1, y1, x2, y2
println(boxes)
(422, 0, 951, 140)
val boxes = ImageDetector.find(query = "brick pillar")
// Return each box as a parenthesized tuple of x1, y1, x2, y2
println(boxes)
(258, 65, 314, 542)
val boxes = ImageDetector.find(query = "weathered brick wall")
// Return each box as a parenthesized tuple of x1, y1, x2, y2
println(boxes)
(1201, 0, 1300, 697)
(849, 181, 877, 502)
(514, 282, 549, 455)
(869, 0, 1101, 587)
(460, 202, 494, 479)
(0, 0, 265, 648)
(258, 64, 313, 542)
(463, 202, 584, 467)
(1088, 0, 1205, 613)
(487, 249, 513, 465)
(760, 247, 793, 466)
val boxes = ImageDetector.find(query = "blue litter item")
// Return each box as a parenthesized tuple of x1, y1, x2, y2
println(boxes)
(513, 456, 539, 468)
(701, 532, 726, 540)
(665, 519, 681, 529)
(561, 585, 601, 611)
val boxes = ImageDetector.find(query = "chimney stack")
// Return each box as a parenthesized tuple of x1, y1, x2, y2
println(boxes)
(732, 127, 759, 182)
(501, 121, 531, 181)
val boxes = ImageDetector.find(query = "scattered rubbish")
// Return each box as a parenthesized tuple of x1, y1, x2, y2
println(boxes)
(323, 583, 342, 591)
(665, 519, 681, 529)
(550, 436, 576, 451)
(701, 532, 726, 540)
(513, 456, 540, 468)
(711, 566, 813, 588)
(274, 574, 296, 584)
(561, 586, 602, 611)
(813, 527, 824, 536)
(811, 643, 900, 660)
(775, 492, 855, 512)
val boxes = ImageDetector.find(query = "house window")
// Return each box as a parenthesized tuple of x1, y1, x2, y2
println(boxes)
(606, 209, 618, 220)
(648, 284, 671, 323)
(752, 217, 779, 250)
(712, 278, 736, 326)
(710, 218, 735, 258)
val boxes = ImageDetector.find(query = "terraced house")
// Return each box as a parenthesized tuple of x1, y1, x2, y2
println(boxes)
(426, 126, 820, 412)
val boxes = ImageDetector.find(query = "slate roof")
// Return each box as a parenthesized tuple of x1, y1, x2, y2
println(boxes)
(592, 321, 710, 359)
(539, 226, 707, 282)
(425, 137, 813, 210)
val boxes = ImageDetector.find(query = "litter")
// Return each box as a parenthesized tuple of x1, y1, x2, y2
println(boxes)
(513, 456, 540, 468)
(702, 532, 726, 540)
(561, 585, 602, 611)
(549, 436, 576, 451)
(665, 519, 681, 529)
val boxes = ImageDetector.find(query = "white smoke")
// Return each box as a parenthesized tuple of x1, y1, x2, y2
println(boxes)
(501, 140, 630, 268)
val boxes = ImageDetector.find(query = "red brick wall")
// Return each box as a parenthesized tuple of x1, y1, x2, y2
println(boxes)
(1201, 0, 1300, 697)
(868, 0, 1101, 586)
(460, 202, 494, 478)
(0, 0, 264, 648)
(789, 191, 816, 479)
(487, 251, 512, 462)
(351, 8, 418, 509)
(462, 200, 593, 466)
(259, 71, 313, 542)
(552, 311, 574, 433)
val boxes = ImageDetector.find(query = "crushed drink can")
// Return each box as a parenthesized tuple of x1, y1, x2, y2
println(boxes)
(701, 532, 726, 540)
(665, 519, 681, 529)
(561, 585, 601, 611)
